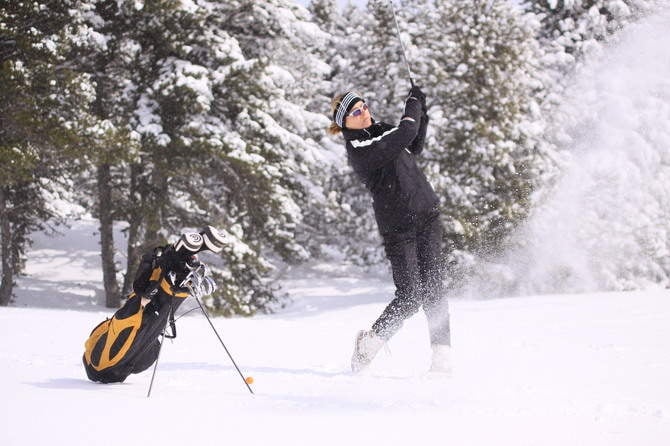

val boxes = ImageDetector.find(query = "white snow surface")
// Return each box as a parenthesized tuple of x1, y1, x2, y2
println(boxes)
(2, 218, 670, 445)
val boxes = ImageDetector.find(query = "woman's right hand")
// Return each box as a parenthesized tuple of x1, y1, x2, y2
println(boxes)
(408, 85, 426, 104)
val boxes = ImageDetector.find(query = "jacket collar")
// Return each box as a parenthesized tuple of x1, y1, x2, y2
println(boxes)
(342, 120, 384, 142)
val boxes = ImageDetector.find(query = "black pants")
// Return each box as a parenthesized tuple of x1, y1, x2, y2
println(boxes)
(372, 211, 451, 346)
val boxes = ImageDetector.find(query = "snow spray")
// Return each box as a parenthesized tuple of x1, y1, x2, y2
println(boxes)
(466, 10, 670, 297)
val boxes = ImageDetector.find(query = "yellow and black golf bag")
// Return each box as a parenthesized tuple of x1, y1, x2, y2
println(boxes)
(83, 228, 224, 384)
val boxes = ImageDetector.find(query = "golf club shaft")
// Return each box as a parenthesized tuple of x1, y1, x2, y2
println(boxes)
(389, 0, 414, 87)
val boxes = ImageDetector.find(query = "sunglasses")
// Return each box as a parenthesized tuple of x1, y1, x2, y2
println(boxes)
(348, 103, 369, 117)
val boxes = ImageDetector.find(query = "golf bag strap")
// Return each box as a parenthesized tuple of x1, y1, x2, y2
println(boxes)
(165, 304, 177, 339)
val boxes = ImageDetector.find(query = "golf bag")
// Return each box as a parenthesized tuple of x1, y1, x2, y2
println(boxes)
(83, 227, 224, 384)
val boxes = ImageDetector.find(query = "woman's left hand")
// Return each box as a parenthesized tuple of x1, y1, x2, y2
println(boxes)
(408, 85, 426, 104)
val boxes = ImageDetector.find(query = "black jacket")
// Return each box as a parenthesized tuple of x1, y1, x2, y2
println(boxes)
(343, 98, 439, 234)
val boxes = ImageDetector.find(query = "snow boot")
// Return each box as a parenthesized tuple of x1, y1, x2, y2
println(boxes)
(429, 344, 452, 374)
(351, 330, 385, 372)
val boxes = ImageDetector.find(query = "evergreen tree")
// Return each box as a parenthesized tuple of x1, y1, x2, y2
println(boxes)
(118, 1, 287, 315)
(310, 1, 387, 264)
(219, 0, 338, 262)
(404, 0, 549, 280)
(70, 0, 334, 315)
(308, 0, 340, 85)
(0, 1, 94, 305)
(521, 0, 660, 108)
(335, 0, 411, 121)
(523, 0, 658, 59)
(66, 0, 143, 307)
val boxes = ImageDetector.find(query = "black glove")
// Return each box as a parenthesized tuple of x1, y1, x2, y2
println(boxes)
(408, 85, 426, 107)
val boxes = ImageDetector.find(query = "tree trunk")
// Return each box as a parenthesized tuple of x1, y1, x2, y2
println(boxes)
(0, 187, 14, 306)
(97, 163, 121, 308)
(122, 218, 141, 296)
(144, 164, 168, 247)
(122, 163, 143, 296)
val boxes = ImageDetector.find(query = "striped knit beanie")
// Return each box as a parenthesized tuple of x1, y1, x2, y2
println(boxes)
(333, 91, 364, 129)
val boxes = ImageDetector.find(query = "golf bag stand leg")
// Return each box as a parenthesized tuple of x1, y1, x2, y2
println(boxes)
(196, 297, 254, 394)
(146, 331, 167, 398)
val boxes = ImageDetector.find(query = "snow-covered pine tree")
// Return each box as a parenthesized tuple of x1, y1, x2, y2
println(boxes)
(0, 1, 96, 305)
(85, 0, 336, 315)
(321, 1, 364, 95)
(308, 0, 342, 93)
(218, 0, 340, 262)
(308, 1, 389, 265)
(207, 0, 330, 256)
(99, 1, 277, 315)
(336, 0, 413, 121)
(521, 0, 660, 111)
(65, 0, 147, 307)
(520, 0, 662, 157)
(56, 0, 279, 314)
(301, 0, 352, 260)
(523, 0, 658, 60)
(406, 0, 548, 284)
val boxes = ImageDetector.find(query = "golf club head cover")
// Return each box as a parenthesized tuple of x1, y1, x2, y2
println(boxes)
(172, 226, 226, 258)
(173, 232, 204, 254)
(199, 226, 227, 253)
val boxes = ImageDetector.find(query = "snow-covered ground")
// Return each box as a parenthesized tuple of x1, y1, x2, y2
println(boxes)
(2, 218, 670, 446)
